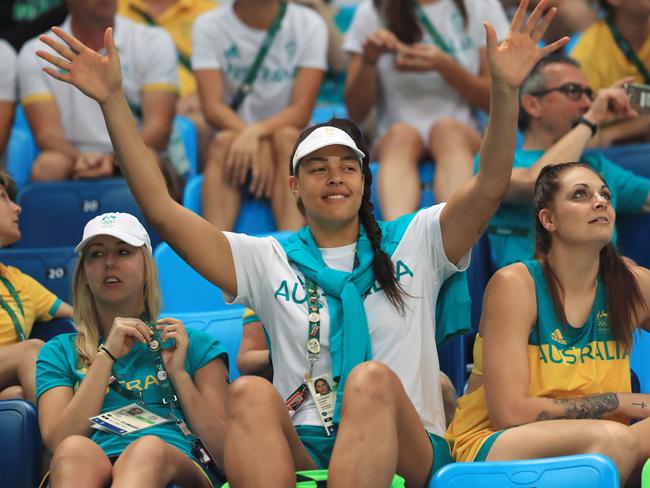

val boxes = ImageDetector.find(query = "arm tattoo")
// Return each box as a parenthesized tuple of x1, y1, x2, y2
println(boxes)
(536, 393, 619, 421)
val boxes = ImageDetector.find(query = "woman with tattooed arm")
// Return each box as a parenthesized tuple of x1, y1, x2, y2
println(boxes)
(447, 162, 650, 485)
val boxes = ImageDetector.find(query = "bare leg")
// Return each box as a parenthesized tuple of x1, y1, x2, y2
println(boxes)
(328, 361, 434, 488)
(429, 117, 481, 203)
(224, 376, 317, 487)
(49, 435, 112, 488)
(376, 123, 426, 220)
(31, 151, 75, 181)
(486, 419, 640, 485)
(271, 126, 304, 231)
(0, 385, 24, 399)
(0, 339, 44, 403)
(202, 130, 241, 230)
(112, 435, 212, 488)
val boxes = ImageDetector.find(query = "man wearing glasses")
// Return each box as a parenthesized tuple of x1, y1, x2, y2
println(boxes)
(476, 53, 650, 270)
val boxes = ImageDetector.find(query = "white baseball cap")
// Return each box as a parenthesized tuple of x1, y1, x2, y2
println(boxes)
(75, 212, 152, 254)
(291, 126, 366, 173)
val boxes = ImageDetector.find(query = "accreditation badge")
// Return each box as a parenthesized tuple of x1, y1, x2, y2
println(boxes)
(306, 373, 338, 436)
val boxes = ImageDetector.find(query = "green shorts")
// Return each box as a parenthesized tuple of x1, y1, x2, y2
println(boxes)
(474, 430, 505, 462)
(296, 425, 453, 480)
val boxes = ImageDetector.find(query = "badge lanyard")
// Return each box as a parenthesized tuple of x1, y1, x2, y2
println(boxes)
(304, 277, 322, 383)
(0, 276, 26, 342)
(411, 0, 454, 57)
(107, 320, 223, 477)
(606, 18, 650, 85)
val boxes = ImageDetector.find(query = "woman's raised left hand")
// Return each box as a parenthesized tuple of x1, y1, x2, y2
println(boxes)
(157, 318, 190, 379)
(485, 0, 568, 91)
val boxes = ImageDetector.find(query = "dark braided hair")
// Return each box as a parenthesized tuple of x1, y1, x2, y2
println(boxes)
(290, 118, 407, 313)
(533, 162, 645, 352)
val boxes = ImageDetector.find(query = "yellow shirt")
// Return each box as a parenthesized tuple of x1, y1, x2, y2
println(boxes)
(118, 0, 219, 96)
(0, 264, 61, 346)
(571, 20, 650, 91)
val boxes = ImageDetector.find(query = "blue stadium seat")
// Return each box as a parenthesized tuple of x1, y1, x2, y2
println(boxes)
(15, 178, 161, 249)
(368, 161, 436, 220)
(438, 334, 466, 396)
(0, 399, 41, 488)
(631, 329, 650, 394)
(311, 104, 348, 124)
(171, 115, 199, 178)
(30, 317, 76, 342)
(618, 212, 650, 268)
(6, 127, 38, 189)
(467, 233, 495, 332)
(587, 143, 650, 177)
(154, 241, 237, 314)
(183, 174, 276, 234)
(172, 308, 246, 381)
(430, 454, 619, 488)
(0, 246, 77, 304)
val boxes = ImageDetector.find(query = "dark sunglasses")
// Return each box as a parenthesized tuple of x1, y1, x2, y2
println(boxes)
(530, 83, 594, 101)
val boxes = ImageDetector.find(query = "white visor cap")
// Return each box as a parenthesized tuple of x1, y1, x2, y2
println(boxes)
(75, 212, 152, 254)
(291, 126, 366, 173)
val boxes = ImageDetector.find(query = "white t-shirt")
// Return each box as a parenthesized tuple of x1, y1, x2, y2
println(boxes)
(192, 3, 327, 125)
(18, 15, 178, 154)
(224, 204, 469, 436)
(344, 0, 509, 140)
(0, 40, 17, 102)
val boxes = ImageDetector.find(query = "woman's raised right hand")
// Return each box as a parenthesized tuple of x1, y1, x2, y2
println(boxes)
(103, 317, 153, 360)
(36, 26, 122, 105)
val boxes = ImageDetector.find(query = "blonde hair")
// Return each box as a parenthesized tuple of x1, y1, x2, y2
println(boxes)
(72, 246, 161, 367)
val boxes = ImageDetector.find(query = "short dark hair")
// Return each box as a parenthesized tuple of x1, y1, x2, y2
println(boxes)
(518, 54, 582, 131)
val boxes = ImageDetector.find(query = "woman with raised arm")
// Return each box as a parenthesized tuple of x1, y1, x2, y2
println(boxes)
(35, 1, 566, 485)
(446, 162, 650, 485)
(35, 213, 229, 487)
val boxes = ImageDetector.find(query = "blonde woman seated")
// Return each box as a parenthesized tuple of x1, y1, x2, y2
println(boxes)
(36, 213, 229, 487)
(446, 162, 650, 485)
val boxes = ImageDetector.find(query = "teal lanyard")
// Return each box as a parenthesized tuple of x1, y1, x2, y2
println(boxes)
(411, 0, 453, 56)
(0, 276, 26, 342)
(606, 18, 650, 84)
(230, 1, 287, 111)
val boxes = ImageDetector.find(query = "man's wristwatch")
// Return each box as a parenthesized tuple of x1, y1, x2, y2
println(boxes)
(573, 116, 598, 137)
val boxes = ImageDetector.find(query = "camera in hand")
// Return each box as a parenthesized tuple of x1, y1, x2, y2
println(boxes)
(625, 83, 650, 110)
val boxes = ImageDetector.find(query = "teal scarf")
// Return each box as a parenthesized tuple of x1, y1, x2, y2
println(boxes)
(280, 212, 471, 423)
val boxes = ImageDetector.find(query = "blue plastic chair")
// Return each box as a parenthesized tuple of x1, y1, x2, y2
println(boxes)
(6, 127, 39, 189)
(631, 329, 650, 394)
(172, 308, 246, 381)
(0, 246, 77, 304)
(16, 178, 161, 249)
(430, 454, 619, 488)
(154, 241, 236, 315)
(0, 399, 41, 488)
(30, 317, 76, 342)
(368, 161, 436, 220)
(311, 104, 348, 124)
(183, 174, 277, 234)
(617, 212, 650, 268)
(437, 334, 466, 396)
(587, 143, 650, 177)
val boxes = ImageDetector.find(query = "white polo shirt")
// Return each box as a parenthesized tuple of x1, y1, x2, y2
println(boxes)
(0, 40, 17, 102)
(192, 3, 327, 125)
(18, 15, 178, 154)
(344, 0, 509, 141)
(223, 204, 469, 436)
